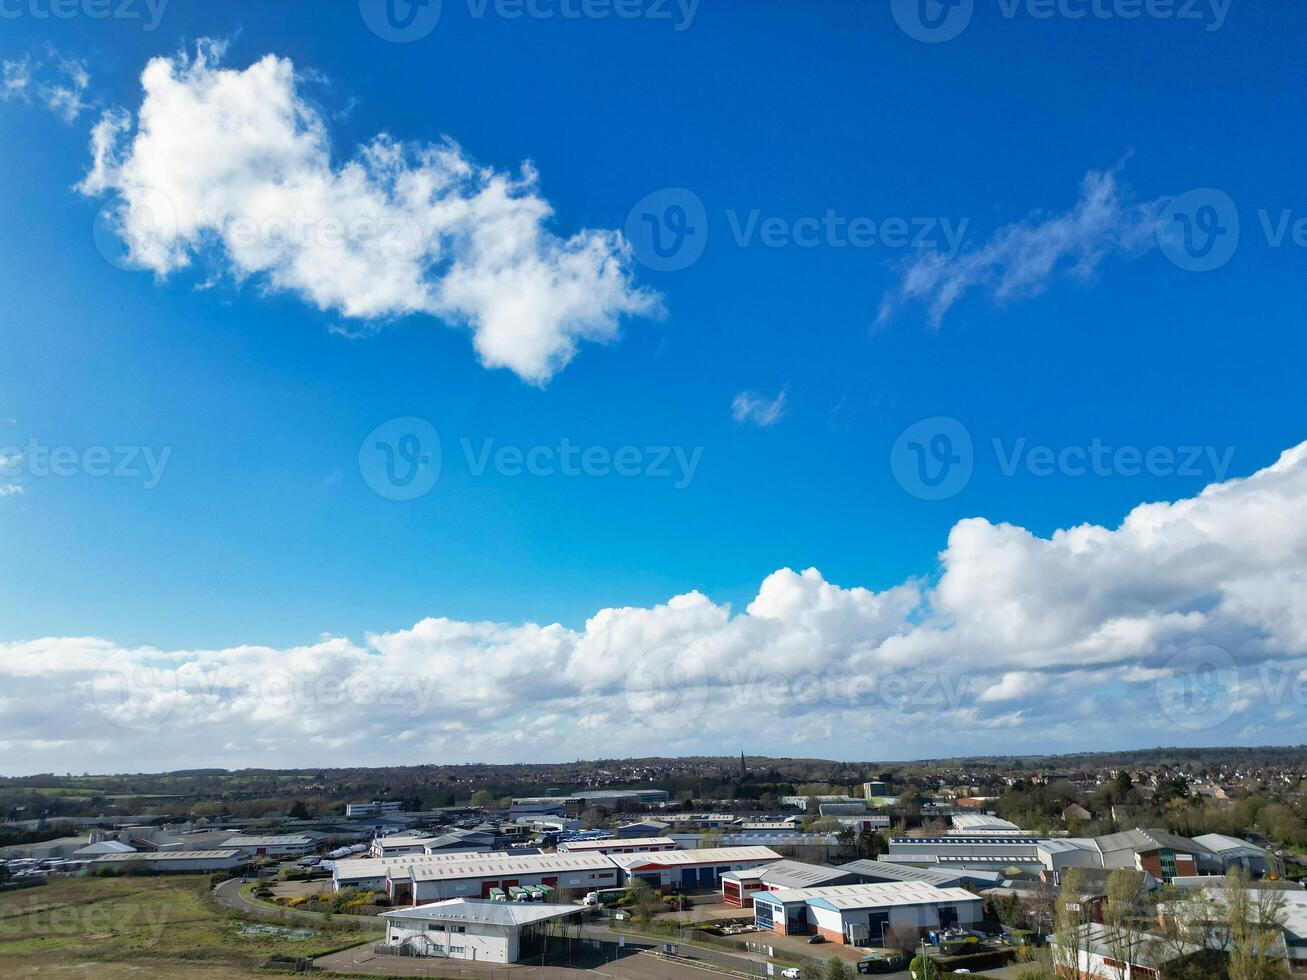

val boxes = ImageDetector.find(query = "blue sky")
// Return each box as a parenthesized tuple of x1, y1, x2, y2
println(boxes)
(1, 0, 1305, 773)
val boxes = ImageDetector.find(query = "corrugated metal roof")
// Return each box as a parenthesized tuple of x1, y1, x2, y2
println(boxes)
(404, 852, 619, 882)
(762, 881, 982, 911)
(383, 899, 583, 927)
(607, 846, 781, 869)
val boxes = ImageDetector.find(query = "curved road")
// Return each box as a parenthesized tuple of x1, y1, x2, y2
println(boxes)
(212, 877, 375, 927)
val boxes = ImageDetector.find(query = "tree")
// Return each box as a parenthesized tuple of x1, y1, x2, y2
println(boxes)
(287, 800, 310, 820)
(1224, 867, 1288, 980)
(1101, 868, 1147, 980)
(823, 956, 852, 980)
(908, 952, 940, 979)
(1148, 885, 1222, 980)
(630, 879, 664, 923)
(469, 789, 492, 807)
(884, 923, 920, 956)
(1051, 867, 1090, 979)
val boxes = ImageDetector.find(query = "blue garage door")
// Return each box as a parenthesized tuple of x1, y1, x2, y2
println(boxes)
(681, 868, 697, 889)
(698, 867, 715, 887)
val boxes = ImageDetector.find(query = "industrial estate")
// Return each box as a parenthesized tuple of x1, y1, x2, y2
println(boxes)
(3, 754, 1307, 979)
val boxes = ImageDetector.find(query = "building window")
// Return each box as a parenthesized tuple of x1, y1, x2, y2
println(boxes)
(450, 946, 465, 954)
(427, 923, 445, 931)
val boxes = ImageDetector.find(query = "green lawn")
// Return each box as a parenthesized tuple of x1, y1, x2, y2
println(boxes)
(0, 874, 381, 978)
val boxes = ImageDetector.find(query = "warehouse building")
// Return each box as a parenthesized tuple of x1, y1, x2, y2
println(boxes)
(1193, 833, 1274, 876)
(90, 849, 244, 873)
(949, 813, 1022, 834)
(721, 859, 859, 907)
(379, 899, 582, 962)
(219, 834, 316, 858)
(752, 882, 984, 946)
(556, 836, 677, 855)
(332, 851, 518, 891)
(837, 859, 1004, 890)
(372, 833, 438, 858)
(397, 852, 621, 905)
(608, 846, 781, 890)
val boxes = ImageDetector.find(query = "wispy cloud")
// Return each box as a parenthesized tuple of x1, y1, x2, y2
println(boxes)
(0, 483, 23, 499)
(732, 389, 788, 427)
(0, 48, 91, 122)
(878, 164, 1162, 326)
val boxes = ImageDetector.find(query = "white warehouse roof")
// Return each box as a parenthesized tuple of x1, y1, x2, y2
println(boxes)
(608, 846, 781, 869)
(558, 837, 676, 852)
(763, 881, 982, 910)
(382, 899, 583, 927)
(403, 852, 618, 883)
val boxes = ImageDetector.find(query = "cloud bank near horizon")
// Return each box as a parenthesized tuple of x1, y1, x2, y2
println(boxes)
(77, 40, 657, 384)
(4, 440, 1307, 774)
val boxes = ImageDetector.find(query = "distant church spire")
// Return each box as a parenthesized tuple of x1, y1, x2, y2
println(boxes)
(740, 750, 747, 775)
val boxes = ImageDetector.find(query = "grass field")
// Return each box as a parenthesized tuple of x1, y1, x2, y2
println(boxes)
(0, 874, 381, 977)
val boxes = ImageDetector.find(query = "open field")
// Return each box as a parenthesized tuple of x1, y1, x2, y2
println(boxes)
(0, 873, 382, 978)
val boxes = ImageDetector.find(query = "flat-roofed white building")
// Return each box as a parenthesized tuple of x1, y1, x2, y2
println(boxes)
(752, 881, 983, 945)
(556, 836, 677, 855)
(220, 834, 316, 858)
(608, 846, 782, 890)
(332, 851, 518, 891)
(379, 899, 583, 962)
(91, 849, 244, 873)
(398, 852, 622, 904)
(371, 833, 438, 858)
(949, 813, 1022, 834)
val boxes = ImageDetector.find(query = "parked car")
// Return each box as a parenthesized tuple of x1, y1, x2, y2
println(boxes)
(781, 969, 801, 979)
(807, 935, 825, 944)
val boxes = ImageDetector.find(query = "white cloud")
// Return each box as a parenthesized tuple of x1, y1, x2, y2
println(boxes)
(5, 440, 1307, 772)
(77, 41, 658, 384)
(0, 483, 22, 498)
(878, 165, 1161, 326)
(732, 389, 787, 427)
(1, 48, 91, 122)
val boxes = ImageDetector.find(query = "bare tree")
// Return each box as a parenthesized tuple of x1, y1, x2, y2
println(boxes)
(1147, 884, 1221, 980)
(1100, 868, 1147, 980)
(1224, 868, 1288, 980)
(1052, 867, 1089, 979)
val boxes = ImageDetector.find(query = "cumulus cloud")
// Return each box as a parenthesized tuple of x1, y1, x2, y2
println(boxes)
(77, 41, 658, 384)
(0, 49, 91, 122)
(732, 389, 788, 427)
(878, 165, 1162, 326)
(5, 440, 1307, 772)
